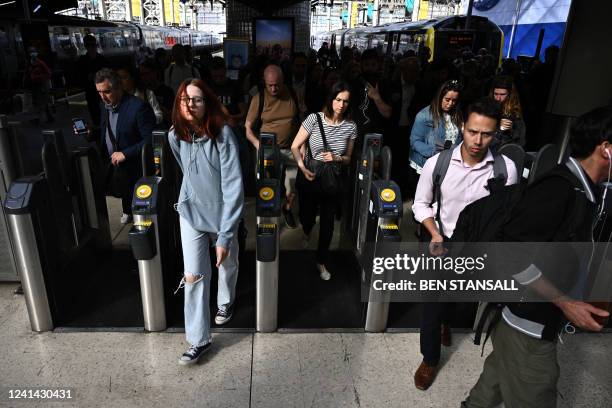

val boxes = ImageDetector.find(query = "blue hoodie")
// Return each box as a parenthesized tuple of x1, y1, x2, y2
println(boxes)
(168, 125, 244, 250)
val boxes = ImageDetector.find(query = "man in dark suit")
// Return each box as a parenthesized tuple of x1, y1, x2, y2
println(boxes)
(94, 68, 155, 224)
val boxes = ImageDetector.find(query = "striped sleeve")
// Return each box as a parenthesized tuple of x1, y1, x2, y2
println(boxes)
(302, 113, 317, 135)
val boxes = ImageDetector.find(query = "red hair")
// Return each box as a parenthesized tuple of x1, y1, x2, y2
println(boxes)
(172, 78, 227, 142)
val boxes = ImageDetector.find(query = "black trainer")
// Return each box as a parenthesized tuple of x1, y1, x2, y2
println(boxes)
(283, 207, 297, 229)
(178, 343, 211, 366)
(215, 306, 234, 325)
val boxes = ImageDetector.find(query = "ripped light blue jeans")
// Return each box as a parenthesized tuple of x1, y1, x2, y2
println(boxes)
(179, 216, 239, 347)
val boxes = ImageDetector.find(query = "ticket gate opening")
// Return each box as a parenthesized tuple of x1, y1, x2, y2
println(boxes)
(362, 180, 402, 332)
(255, 132, 281, 332)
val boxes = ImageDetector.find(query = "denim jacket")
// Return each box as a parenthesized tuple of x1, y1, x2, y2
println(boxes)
(409, 106, 462, 168)
(168, 125, 244, 250)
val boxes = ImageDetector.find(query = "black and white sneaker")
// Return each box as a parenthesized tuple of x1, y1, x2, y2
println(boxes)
(283, 207, 297, 229)
(178, 343, 211, 366)
(215, 306, 234, 325)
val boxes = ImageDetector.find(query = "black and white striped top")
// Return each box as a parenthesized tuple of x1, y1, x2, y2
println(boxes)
(302, 113, 357, 161)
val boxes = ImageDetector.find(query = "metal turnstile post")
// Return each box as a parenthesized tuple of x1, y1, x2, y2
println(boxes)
(4, 176, 56, 332)
(129, 177, 167, 331)
(364, 180, 402, 332)
(255, 133, 281, 332)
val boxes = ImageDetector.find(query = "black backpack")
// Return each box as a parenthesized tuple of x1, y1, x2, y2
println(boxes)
(452, 167, 588, 244)
(431, 147, 508, 238)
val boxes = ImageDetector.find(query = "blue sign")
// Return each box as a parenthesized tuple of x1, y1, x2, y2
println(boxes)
(474, 0, 501, 12)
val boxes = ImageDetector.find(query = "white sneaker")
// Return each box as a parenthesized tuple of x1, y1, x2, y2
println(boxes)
(317, 263, 331, 281)
(120, 213, 133, 224)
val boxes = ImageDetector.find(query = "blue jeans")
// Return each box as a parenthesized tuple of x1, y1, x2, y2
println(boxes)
(179, 216, 239, 347)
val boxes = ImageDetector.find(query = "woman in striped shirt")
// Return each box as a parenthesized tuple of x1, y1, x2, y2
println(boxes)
(291, 81, 357, 280)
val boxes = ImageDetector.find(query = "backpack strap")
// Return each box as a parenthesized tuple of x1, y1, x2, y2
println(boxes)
(486, 154, 508, 193)
(429, 148, 454, 238)
(169, 65, 174, 82)
(492, 154, 507, 182)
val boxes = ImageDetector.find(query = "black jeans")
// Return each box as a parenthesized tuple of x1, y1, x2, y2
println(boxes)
(297, 171, 338, 265)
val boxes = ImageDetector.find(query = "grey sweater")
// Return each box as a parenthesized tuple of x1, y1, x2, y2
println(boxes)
(168, 125, 244, 249)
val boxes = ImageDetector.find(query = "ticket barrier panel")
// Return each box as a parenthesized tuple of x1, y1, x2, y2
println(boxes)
(73, 147, 112, 251)
(0, 116, 22, 281)
(129, 177, 169, 332)
(351, 133, 382, 235)
(3, 176, 58, 332)
(354, 138, 392, 259)
(255, 133, 281, 332)
(363, 181, 402, 332)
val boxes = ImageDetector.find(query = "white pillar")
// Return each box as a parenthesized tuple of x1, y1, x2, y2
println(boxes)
(98, 0, 107, 19)
(125, 0, 132, 21)
(159, 0, 166, 25)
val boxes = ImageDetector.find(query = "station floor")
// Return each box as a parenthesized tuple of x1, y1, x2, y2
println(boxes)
(0, 282, 610, 408)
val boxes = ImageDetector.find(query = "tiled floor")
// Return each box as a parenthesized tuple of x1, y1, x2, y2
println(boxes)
(1, 283, 610, 408)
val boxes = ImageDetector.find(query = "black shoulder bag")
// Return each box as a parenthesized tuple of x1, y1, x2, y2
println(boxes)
(104, 110, 131, 199)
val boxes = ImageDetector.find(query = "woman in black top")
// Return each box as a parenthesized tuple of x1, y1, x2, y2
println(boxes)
(291, 81, 357, 280)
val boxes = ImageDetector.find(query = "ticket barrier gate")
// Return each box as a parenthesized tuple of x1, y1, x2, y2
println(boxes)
(354, 134, 392, 259)
(255, 133, 281, 332)
(128, 133, 178, 332)
(362, 181, 402, 332)
(2, 131, 111, 331)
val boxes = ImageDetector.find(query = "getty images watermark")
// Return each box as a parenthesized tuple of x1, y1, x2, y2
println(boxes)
(360, 242, 612, 303)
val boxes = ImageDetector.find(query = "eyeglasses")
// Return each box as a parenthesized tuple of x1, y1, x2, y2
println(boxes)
(180, 97, 205, 106)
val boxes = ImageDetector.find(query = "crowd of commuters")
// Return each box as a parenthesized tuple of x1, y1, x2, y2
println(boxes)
(68, 34, 611, 407)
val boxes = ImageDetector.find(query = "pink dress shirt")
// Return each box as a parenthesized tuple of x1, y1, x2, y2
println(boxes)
(412, 144, 518, 238)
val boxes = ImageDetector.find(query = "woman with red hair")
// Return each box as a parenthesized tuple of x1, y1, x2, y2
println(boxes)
(169, 78, 244, 365)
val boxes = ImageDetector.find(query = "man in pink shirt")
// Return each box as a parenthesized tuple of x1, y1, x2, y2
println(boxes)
(412, 98, 518, 391)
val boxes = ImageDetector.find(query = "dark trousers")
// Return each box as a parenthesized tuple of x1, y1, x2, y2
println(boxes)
(297, 172, 338, 265)
(420, 302, 452, 366)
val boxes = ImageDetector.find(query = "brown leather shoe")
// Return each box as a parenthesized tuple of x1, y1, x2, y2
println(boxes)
(441, 324, 452, 347)
(414, 360, 437, 390)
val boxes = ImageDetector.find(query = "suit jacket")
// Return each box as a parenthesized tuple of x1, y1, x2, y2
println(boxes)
(99, 93, 155, 172)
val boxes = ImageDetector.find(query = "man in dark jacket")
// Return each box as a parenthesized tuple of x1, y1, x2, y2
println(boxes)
(95, 68, 155, 224)
(463, 105, 612, 408)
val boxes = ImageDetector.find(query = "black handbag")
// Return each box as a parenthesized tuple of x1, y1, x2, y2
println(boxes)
(104, 110, 131, 199)
(308, 113, 342, 196)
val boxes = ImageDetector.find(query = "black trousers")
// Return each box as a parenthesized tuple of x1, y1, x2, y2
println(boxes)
(419, 233, 452, 366)
(420, 302, 452, 366)
(297, 172, 338, 265)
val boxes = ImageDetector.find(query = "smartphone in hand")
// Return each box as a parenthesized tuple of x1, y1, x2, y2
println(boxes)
(72, 117, 88, 135)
